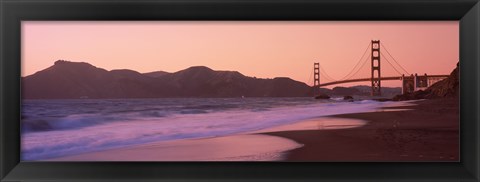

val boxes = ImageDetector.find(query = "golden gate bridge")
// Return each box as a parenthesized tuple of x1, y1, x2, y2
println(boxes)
(311, 40, 449, 96)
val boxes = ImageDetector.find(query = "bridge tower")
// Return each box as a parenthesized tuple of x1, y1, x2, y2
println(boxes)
(313, 63, 320, 96)
(371, 40, 381, 96)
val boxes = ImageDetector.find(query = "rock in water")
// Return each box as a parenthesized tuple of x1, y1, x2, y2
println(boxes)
(343, 95, 354, 101)
(315, 94, 331, 99)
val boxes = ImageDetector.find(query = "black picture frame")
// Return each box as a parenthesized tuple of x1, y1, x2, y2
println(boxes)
(1, 0, 479, 181)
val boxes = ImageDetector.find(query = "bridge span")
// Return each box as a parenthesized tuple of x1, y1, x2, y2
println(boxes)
(318, 75, 449, 87)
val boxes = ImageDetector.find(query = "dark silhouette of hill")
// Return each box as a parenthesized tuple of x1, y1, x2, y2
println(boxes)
(313, 86, 401, 97)
(22, 61, 163, 99)
(22, 60, 313, 99)
(349, 85, 402, 97)
(143, 71, 170, 78)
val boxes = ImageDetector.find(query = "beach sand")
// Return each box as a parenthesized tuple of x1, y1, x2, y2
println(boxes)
(266, 98, 459, 161)
(50, 98, 459, 162)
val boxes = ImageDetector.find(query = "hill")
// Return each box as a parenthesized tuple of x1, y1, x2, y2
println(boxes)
(22, 60, 313, 99)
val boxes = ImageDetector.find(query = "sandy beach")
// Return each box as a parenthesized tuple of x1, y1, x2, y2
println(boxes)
(267, 98, 459, 161)
(49, 98, 458, 162)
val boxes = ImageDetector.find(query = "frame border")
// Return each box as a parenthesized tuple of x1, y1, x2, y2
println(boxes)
(1, 0, 479, 181)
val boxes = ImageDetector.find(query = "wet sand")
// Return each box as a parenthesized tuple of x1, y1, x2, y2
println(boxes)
(49, 134, 303, 161)
(265, 98, 459, 161)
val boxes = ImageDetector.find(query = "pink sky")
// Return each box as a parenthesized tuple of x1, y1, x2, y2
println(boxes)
(22, 21, 458, 87)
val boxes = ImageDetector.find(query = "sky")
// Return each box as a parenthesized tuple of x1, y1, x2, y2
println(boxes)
(22, 21, 459, 88)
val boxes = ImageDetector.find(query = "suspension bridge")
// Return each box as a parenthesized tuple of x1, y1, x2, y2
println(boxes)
(311, 40, 450, 97)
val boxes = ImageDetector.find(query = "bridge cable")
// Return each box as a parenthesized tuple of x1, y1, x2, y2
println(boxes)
(344, 54, 371, 80)
(319, 63, 338, 82)
(346, 51, 371, 80)
(380, 52, 405, 76)
(317, 63, 335, 82)
(339, 42, 372, 81)
(319, 68, 336, 82)
(380, 43, 410, 75)
(307, 65, 313, 86)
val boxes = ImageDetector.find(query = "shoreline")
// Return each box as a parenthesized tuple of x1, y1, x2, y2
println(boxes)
(49, 134, 303, 161)
(265, 98, 459, 161)
(46, 98, 459, 161)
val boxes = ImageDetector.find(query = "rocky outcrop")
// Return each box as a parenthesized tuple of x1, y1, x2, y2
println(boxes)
(424, 64, 459, 99)
(343, 95, 354, 101)
(393, 63, 459, 101)
(315, 94, 331, 100)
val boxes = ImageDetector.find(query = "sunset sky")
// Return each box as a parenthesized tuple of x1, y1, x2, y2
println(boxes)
(22, 21, 458, 87)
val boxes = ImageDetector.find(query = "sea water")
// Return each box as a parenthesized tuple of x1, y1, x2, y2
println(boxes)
(21, 97, 391, 160)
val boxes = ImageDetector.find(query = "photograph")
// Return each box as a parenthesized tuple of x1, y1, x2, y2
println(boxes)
(20, 21, 459, 161)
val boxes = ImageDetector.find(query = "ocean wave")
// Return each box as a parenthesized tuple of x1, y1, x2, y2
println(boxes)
(21, 98, 389, 160)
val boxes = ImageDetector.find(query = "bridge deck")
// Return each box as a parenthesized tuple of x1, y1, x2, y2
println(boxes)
(318, 75, 449, 87)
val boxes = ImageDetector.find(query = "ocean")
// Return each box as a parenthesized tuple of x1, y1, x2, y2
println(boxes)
(21, 97, 391, 160)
